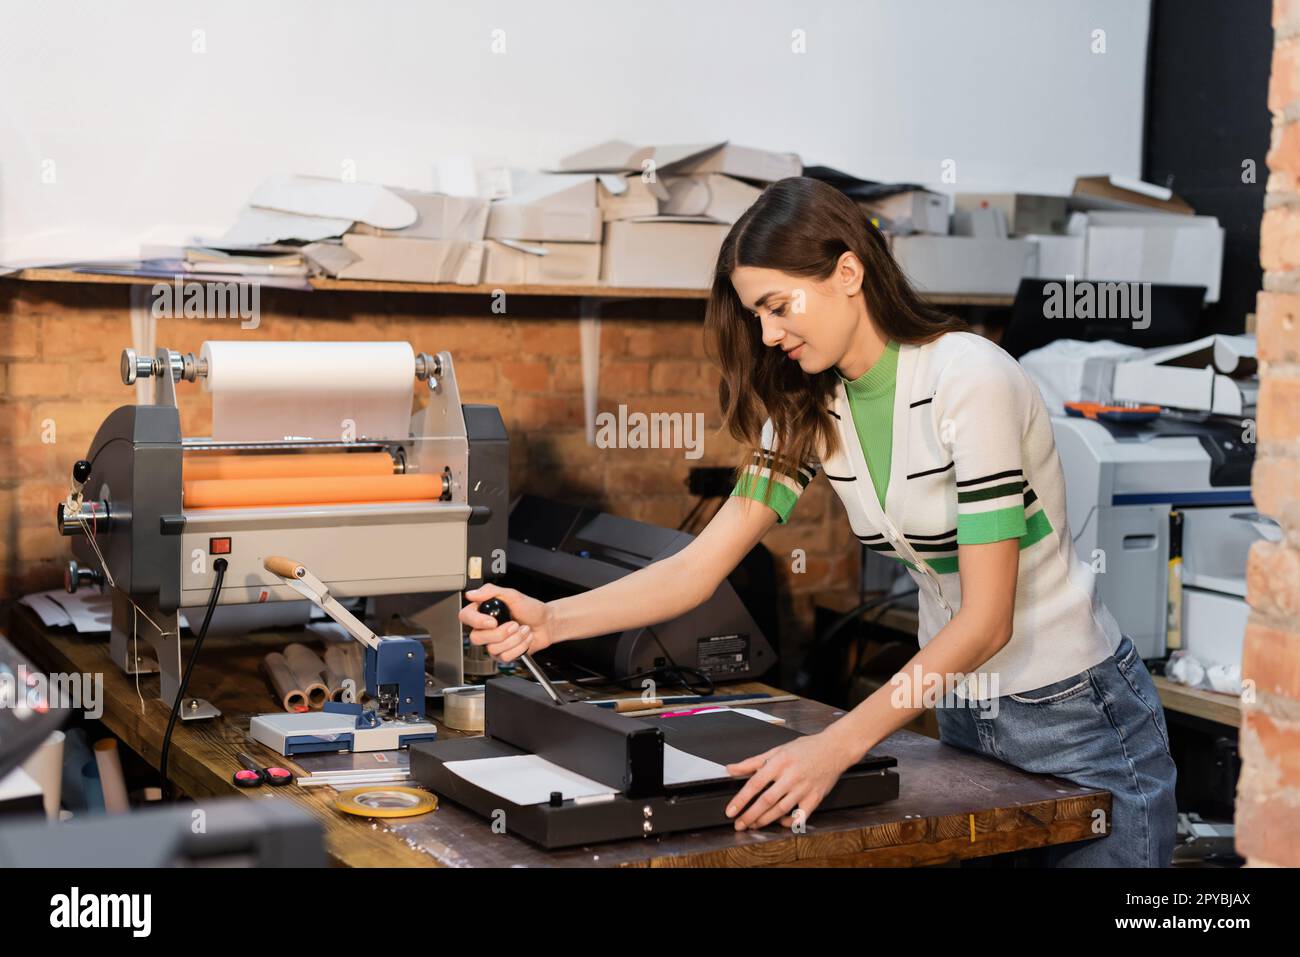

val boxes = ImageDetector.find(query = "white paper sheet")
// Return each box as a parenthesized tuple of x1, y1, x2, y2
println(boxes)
(20, 590, 112, 633)
(662, 745, 729, 786)
(249, 176, 416, 230)
(442, 754, 618, 806)
(215, 206, 353, 246)
(19, 592, 72, 628)
(676, 706, 784, 725)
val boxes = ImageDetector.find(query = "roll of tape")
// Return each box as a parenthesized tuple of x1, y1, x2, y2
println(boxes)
(443, 686, 485, 732)
(334, 786, 438, 819)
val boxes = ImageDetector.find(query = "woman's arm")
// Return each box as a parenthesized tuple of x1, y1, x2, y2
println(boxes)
(726, 536, 1020, 830)
(460, 495, 779, 662)
(819, 537, 1019, 758)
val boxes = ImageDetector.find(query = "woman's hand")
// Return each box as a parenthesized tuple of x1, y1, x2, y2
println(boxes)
(459, 584, 555, 663)
(723, 730, 857, 831)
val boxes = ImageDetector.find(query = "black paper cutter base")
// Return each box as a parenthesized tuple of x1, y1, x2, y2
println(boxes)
(411, 735, 899, 849)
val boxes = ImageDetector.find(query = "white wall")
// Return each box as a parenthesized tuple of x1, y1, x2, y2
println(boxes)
(0, 0, 1150, 265)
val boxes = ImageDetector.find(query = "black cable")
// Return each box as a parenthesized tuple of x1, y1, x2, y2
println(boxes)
(542, 633, 718, 697)
(792, 587, 919, 695)
(605, 663, 716, 697)
(160, 557, 227, 801)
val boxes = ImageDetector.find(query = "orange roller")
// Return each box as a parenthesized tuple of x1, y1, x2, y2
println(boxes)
(184, 474, 441, 509)
(183, 452, 395, 482)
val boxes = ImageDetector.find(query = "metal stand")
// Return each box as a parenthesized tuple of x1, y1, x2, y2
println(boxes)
(110, 593, 220, 720)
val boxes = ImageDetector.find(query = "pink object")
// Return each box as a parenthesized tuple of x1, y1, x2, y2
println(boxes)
(658, 707, 726, 718)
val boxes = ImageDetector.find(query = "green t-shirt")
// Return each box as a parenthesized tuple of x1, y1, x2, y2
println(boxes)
(840, 339, 899, 509)
(731, 340, 898, 521)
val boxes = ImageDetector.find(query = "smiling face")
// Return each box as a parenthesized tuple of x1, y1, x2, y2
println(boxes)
(730, 252, 867, 376)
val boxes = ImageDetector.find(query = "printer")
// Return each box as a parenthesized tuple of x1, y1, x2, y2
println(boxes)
(505, 494, 777, 684)
(1048, 334, 1263, 670)
(56, 341, 508, 719)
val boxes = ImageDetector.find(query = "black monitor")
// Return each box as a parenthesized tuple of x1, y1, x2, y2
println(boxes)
(1000, 278, 1206, 359)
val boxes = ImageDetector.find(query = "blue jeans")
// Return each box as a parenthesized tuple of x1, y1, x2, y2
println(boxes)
(935, 635, 1178, 867)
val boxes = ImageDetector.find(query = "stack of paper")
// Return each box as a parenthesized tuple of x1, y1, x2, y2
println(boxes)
(19, 590, 111, 633)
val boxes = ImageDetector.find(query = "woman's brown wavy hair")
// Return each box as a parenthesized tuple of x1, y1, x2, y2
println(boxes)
(704, 176, 968, 504)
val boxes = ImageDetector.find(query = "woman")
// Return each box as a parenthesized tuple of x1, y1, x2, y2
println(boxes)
(460, 176, 1177, 867)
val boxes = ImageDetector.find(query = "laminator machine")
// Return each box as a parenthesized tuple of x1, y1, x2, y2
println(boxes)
(56, 340, 508, 720)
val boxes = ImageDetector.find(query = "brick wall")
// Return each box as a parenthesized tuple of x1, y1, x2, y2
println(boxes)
(1239, 0, 1300, 868)
(0, 279, 859, 668)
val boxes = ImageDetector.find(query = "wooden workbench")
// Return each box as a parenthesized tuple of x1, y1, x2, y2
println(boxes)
(4, 603, 1109, 867)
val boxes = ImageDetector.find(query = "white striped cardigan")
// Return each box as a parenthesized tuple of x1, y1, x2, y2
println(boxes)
(735, 330, 1122, 696)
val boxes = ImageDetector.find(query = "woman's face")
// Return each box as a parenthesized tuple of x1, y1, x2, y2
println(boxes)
(731, 256, 863, 375)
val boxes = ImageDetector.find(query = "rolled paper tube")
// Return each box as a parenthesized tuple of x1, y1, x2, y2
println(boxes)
(264, 652, 308, 712)
(344, 643, 367, 689)
(81, 759, 104, 813)
(183, 451, 396, 482)
(21, 730, 65, 820)
(283, 643, 330, 710)
(61, 728, 94, 813)
(324, 667, 353, 703)
(183, 473, 441, 509)
(93, 739, 130, 814)
(324, 645, 364, 698)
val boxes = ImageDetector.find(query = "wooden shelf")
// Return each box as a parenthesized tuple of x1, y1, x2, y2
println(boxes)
(2, 267, 1014, 307)
(816, 591, 1239, 726)
(1151, 675, 1241, 728)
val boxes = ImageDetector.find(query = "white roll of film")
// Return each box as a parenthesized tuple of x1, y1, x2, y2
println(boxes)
(200, 340, 417, 443)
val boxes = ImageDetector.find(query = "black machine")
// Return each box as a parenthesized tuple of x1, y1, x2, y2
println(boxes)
(1000, 278, 1207, 359)
(505, 494, 777, 685)
(411, 675, 899, 848)
(0, 631, 68, 793)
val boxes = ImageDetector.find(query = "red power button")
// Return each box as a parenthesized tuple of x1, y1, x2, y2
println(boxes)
(209, 537, 232, 555)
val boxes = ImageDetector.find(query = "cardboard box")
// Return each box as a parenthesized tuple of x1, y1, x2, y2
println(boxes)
(324, 234, 484, 284)
(954, 193, 1069, 236)
(859, 189, 949, 235)
(951, 207, 1008, 239)
(1025, 234, 1086, 278)
(556, 139, 799, 183)
(890, 235, 1038, 295)
(555, 139, 725, 174)
(1071, 175, 1193, 215)
(485, 204, 602, 242)
(350, 189, 488, 241)
(597, 173, 663, 221)
(482, 239, 601, 284)
(499, 171, 599, 208)
(661, 174, 762, 224)
(484, 172, 602, 242)
(1081, 211, 1224, 302)
(665, 143, 801, 183)
(600, 217, 730, 288)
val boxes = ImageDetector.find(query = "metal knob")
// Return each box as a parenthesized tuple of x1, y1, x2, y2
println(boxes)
(414, 352, 442, 381)
(121, 348, 155, 385)
(65, 561, 103, 594)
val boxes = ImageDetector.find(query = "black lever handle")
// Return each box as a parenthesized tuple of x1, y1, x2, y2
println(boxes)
(476, 595, 564, 705)
(479, 596, 511, 625)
